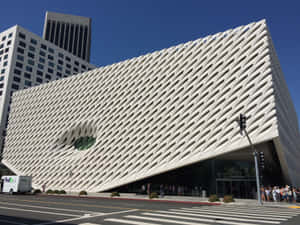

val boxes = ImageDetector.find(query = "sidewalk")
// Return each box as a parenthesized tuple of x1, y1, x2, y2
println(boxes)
(40, 192, 300, 208)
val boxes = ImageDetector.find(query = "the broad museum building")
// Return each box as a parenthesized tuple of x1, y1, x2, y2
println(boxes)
(2, 19, 300, 198)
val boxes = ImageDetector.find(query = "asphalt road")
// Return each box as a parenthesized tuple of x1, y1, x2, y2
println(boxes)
(0, 194, 300, 225)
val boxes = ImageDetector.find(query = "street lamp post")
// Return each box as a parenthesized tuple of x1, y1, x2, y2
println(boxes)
(237, 114, 262, 205)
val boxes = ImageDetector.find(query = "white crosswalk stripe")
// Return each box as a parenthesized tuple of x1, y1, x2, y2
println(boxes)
(104, 205, 300, 225)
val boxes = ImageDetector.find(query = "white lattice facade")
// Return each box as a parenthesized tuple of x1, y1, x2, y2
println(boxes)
(2, 19, 300, 191)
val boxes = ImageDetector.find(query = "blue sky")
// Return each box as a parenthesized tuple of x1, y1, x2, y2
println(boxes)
(1, 0, 300, 126)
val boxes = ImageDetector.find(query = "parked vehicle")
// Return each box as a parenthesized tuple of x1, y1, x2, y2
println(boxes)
(1, 176, 32, 194)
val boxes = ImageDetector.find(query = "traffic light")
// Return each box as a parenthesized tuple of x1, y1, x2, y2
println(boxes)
(259, 151, 265, 170)
(239, 113, 247, 133)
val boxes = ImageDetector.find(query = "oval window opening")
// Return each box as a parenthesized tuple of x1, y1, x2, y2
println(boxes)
(74, 136, 96, 150)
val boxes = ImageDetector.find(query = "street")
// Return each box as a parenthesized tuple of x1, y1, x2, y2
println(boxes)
(0, 194, 300, 225)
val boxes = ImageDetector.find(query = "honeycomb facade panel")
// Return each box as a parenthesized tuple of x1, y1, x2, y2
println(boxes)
(2, 19, 300, 191)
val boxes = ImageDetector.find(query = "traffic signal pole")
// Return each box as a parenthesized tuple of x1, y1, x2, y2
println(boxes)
(244, 129, 262, 205)
(238, 114, 262, 205)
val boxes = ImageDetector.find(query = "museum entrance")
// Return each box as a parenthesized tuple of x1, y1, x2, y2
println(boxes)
(216, 178, 257, 199)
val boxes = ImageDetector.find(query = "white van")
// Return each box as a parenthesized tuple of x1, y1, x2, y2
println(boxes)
(1, 176, 32, 194)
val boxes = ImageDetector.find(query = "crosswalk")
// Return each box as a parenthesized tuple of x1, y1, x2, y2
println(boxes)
(104, 204, 300, 225)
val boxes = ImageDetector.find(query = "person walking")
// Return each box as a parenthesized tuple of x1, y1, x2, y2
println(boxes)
(272, 187, 277, 202)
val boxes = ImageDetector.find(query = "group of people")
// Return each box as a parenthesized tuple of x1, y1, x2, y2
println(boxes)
(261, 185, 299, 203)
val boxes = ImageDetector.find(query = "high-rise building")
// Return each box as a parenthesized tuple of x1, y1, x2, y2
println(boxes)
(43, 11, 91, 62)
(0, 25, 96, 155)
(2, 20, 300, 195)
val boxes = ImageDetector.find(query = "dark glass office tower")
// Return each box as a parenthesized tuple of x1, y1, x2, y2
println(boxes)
(43, 11, 91, 62)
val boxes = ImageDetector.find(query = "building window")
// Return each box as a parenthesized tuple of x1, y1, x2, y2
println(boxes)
(40, 50, 46, 57)
(0, 76, 4, 81)
(41, 44, 47, 50)
(2, 36, 6, 41)
(81, 65, 86, 69)
(5, 48, 9, 53)
(8, 33, 13, 38)
(30, 39, 37, 45)
(58, 59, 63, 65)
(48, 55, 54, 60)
(0, 83, 4, 88)
(19, 41, 26, 48)
(26, 66, 32, 72)
(7, 40, 11, 46)
(3, 61, 8, 67)
(48, 68, 53, 74)
(4, 54, 8, 60)
(17, 55, 24, 61)
(16, 62, 23, 69)
(29, 46, 35, 52)
(38, 64, 44, 70)
(48, 47, 54, 53)
(28, 52, 35, 59)
(12, 83, 19, 90)
(48, 62, 54, 67)
(37, 70, 43, 76)
(24, 73, 31, 79)
(14, 69, 21, 75)
(74, 61, 79, 66)
(65, 56, 71, 62)
(0, 44, 3, 49)
(39, 57, 45, 63)
(57, 65, 62, 71)
(56, 72, 62, 77)
(19, 33, 26, 39)
(17, 47, 24, 54)
(74, 67, 78, 72)
(0, 69, 5, 74)
(13, 76, 21, 83)
(28, 59, 34, 66)
(66, 64, 71, 69)
(25, 80, 32, 87)
(45, 74, 52, 80)
(58, 53, 63, 58)
(65, 70, 70, 75)
(36, 77, 43, 83)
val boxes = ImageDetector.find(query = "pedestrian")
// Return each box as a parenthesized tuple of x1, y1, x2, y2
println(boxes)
(265, 187, 270, 201)
(261, 186, 266, 201)
(292, 187, 298, 203)
(272, 187, 277, 202)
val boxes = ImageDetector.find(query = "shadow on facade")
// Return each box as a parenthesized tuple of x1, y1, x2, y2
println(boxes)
(111, 141, 284, 199)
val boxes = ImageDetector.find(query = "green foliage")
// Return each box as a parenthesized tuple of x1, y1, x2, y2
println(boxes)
(223, 195, 235, 203)
(74, 136, 96, 150)
(149, 192, 158, 199)
(54, 190, 60, 194)
(111, 192, 120, 197)
(79, 190, 88, 195)
(46, 189, 53, 194)
(59, 190, 66, 194)
(33, 189, 42, 194)
(208, 194, 220, 202)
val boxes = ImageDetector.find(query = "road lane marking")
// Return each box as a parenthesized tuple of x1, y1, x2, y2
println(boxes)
(171, 208, 287, 220)
(137, 213, 258, 225)
(0, 197, 153, 212)
(143, 212, 281, 224)
(0, 205, 79, 217)
(196, 206, 300, 215)
(35, 209, 139, 225)
(0, 219, 27, 225)
(0, 201, 100, 215)
(126, 215, 216, 225)
(180, 207, 294, 218)
(105, 218, 161, 225)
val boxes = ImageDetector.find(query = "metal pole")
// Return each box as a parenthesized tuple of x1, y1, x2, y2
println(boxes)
(244, 129, 262, 205)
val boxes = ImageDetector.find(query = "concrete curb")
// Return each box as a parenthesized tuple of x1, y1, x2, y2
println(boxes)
(37, 194, 221, 206)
